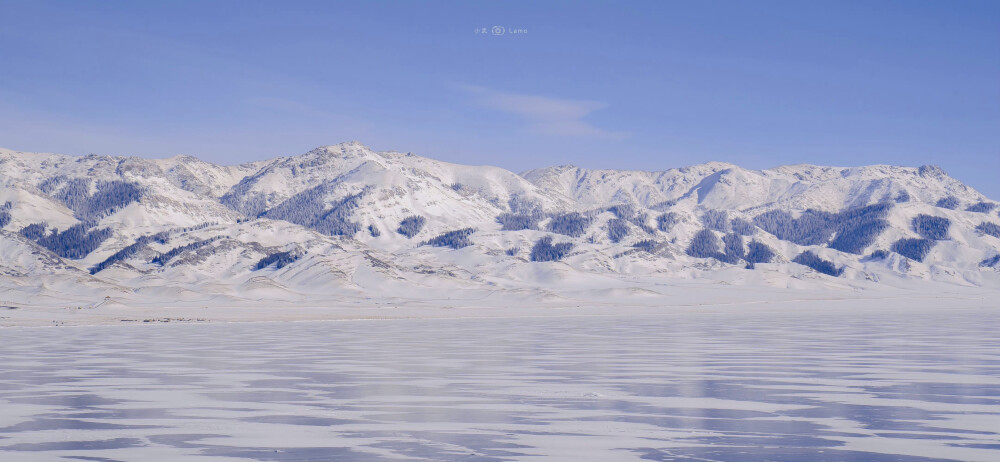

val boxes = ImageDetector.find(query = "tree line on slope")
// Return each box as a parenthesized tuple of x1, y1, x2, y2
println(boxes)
(936, 196, 960, 210)
(90, 232, 170, 274)
(702, 210, 730, 233)
(656, 212, 680, 232)
(869, 214, 951, 263)
(792, 251, 844, 277)
(530, 236, 573, 262)
(977, 222, 1000, 238)
(686, 228, 777, 267)
(423, 228, 475, 249)
(912, 214, 951, 240)
(607, 204, 656, 234)
(397, 215, 427, 238)
(607, 218, 629, 243)
(547, 212, 591, 238)
(753, 203, 893, 254)
(41, 178, 144, 221)
(701, 210, 756, 236)
(255, 251, 299, 270)
(745, 240, 776, 267)
(496, 196, 545, 231)
(721, 233, 745, 264)
(632, 239, 658, 253)
(20, 222, 112, 260)
(890, 238, 935, 262)
(261, 184, 366, 237)
(500, 201, 659, 240)
(0, 202, 11, 228)
(966, 202, 997, 214)
(152, 237, 221, 266)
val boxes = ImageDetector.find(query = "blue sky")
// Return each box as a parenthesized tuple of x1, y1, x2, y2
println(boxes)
(1, 0, 998, 197)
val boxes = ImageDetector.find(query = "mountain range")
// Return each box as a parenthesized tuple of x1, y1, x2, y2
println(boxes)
(2, 141, 999, 310)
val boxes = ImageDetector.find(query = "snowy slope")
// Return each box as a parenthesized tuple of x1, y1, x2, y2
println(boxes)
(1, 142, 998, 309)
(522, 163, 989, 212)
(219, 142, 571, 242)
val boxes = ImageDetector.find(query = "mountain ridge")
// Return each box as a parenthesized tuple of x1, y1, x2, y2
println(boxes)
(1, 142, 998, 309)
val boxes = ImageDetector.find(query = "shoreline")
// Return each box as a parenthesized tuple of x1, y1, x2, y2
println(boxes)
(2, 293, 996, 328)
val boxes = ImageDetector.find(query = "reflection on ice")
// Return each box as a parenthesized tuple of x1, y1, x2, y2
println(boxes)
(1, 309, 999, 461)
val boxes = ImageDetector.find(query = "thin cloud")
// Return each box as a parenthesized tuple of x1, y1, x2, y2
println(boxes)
(460, 85, 628, 139)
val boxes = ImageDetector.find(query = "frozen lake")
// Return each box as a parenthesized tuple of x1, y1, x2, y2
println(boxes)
(1, 309, 999, 461)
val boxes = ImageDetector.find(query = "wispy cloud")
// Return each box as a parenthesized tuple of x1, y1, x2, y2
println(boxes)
(460, 85, 628, 139)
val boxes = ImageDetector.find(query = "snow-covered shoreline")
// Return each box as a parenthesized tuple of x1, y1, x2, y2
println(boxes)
(3, 290, 995, 328)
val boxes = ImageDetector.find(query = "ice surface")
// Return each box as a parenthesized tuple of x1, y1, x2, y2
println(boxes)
(1, 308, 999, 461)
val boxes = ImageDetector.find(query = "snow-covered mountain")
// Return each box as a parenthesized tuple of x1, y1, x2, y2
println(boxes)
(2, 142, 999, 309)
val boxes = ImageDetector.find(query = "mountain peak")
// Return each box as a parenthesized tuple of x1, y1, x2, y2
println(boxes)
(318, 141, 372, 152)
(688, 160, 740, 171)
